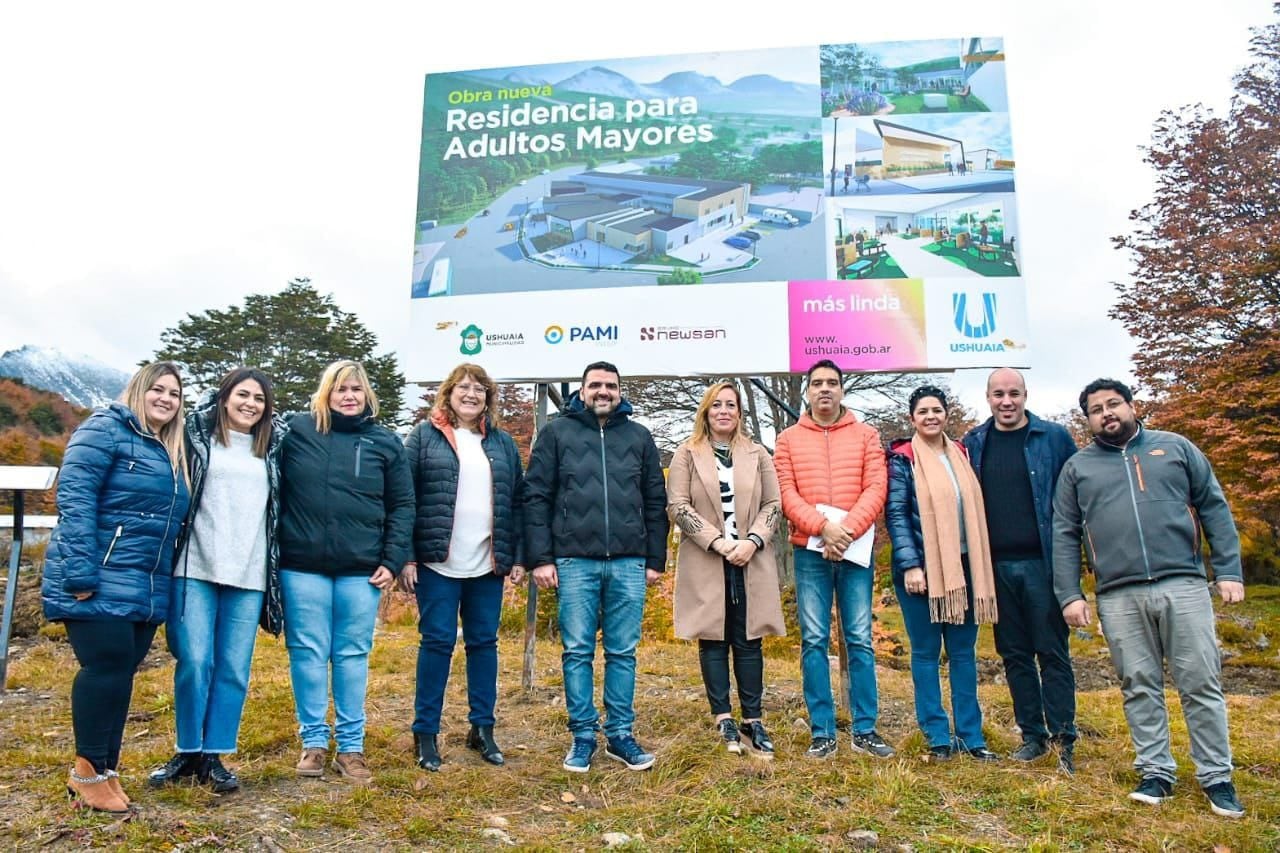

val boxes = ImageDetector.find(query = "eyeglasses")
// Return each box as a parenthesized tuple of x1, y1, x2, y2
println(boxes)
(455, 383, 487, 396)
(1086, 398, 1128, 417)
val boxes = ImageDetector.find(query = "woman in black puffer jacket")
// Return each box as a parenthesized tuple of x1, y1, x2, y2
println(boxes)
(399, 362, 524, 771)
(277, 360, 414, 785)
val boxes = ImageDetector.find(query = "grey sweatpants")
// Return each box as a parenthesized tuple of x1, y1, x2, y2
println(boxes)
(1096, 575, 1233, 787)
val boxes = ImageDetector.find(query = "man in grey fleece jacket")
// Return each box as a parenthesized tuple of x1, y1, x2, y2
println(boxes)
(1052, 378, 1246, 819)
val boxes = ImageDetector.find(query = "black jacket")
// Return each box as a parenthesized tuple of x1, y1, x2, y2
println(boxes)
(405, 413, 525, 575)
(278, 409, 415, 576)
(523, 393, 669, 571)
(176, 390, 288, 634)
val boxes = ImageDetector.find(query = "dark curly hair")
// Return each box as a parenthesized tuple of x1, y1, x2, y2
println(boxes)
(908, 384, 949, 414)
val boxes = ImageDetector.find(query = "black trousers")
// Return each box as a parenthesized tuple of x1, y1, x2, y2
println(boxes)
(64, 619, 158, 773)
(697, 561, 764, 719)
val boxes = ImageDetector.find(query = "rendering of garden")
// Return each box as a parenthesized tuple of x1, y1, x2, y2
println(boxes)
(821, 37, 1005, 117)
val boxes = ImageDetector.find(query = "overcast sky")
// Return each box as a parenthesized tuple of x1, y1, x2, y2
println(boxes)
(0, 0, 1272, 418)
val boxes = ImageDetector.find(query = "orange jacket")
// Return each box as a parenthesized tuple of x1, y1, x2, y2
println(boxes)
(774, 410, 887, 545)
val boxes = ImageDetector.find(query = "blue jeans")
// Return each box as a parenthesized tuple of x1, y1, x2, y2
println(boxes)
(167, 577, 264, 753)
(280, 570, 381, 753)
(793, 548, 878, 738)
(894, 570, 984, 749)
(412, 569, 504, 735)
(556, 557, 646, 739)
(993, 558, 1076, 744)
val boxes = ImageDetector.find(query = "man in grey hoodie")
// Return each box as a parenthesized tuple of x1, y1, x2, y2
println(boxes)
(1052, 378, 1246, 819)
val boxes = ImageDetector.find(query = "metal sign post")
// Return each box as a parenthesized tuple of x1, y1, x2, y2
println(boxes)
(0, 466, 58, 691)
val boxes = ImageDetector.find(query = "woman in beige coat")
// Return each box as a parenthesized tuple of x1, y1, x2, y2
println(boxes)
(669, 382, 784, 758)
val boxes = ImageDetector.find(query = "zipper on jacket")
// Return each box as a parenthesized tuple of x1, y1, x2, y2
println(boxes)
(102, 525, 123, 566)
(600, 425, 611, 559)
(824, 428, 834, 554)
(355, 440, 364, 478)
(1120, 442, 1152, 579)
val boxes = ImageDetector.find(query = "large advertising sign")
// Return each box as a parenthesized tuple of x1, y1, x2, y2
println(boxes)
(409, 38, 1023, 381)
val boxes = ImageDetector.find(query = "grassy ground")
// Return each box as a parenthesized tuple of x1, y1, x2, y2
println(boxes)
(888, 94, 991, 114)
(1, 585, 1278, 851)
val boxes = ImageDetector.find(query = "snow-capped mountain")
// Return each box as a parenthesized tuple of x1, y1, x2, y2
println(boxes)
(502, 69, 552, 87)
(548, 65, 819, 115)
(555, 66, 659, 99)
(649, 71, 731, 98)
(0, 345, 128, 409)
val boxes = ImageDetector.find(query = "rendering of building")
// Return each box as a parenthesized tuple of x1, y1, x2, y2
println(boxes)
(542, 170, 750, 255)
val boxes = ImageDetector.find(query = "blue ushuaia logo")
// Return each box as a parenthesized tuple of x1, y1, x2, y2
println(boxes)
(951, 292, 1005, 352)
(544, 325, 565, 344)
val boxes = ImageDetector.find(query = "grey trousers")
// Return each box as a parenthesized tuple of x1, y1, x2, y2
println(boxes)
(1096, 575, 1233, 787)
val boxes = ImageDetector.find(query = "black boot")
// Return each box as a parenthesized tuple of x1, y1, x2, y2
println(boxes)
(199, 754, 240, 793)
(414, 733, 441, 772)
(148, 752, 203, 787)
(466, 725, 505, 766)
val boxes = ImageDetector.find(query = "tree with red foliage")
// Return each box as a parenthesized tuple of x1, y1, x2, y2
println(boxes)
(1112, 4, 1280, 581)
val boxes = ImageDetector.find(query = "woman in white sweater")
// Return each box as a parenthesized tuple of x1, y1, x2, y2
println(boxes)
(149, 367, 284, 793)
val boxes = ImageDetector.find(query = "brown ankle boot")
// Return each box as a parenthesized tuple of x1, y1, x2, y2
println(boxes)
(105, 770, 130, 807)
(67, 757, 130, 814)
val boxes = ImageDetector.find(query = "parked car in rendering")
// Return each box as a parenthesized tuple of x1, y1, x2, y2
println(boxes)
(724, 235, 753, 250)
(739, 229, 761, 242)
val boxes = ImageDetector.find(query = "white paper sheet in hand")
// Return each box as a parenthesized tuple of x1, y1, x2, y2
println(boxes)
(806, 503, 874, 567)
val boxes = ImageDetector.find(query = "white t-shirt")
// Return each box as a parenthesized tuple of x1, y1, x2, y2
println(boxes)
(427, 428, 494, 578)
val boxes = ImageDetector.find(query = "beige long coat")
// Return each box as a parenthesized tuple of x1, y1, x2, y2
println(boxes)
(668, 440, 786, 641)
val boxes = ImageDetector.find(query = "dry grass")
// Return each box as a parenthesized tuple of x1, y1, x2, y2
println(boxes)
(1, 586, 1278, 851)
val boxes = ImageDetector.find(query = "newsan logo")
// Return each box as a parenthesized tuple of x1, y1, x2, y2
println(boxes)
(951, 292, 1006, 352)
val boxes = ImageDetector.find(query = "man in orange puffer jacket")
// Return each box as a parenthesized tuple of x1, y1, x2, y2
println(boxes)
(774, 360, 890, 760)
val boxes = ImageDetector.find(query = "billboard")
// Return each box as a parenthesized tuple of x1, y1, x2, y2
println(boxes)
(409, 38, 1023, 381)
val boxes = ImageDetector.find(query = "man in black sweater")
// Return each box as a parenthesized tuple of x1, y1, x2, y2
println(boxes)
(962, 368, 1080, 772)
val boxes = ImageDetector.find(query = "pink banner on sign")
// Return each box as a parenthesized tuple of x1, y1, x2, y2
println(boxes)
(787, 279, 927, 371)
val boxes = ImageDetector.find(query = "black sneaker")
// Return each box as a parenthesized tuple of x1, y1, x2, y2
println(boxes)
(1203, 781, 1245, 818)
(1010, 739, 1048, 762)
(604, 734, 655, 771)
(1056, 741, 1076, 776)
(716, 719, 742, 755)
(148, 752, 202, 787)
(739, 721, 775, 759)
(199, 754, 240, 793)
(850, 730, 895, 758)
(806, 736, 837, 758)
(928, 744, 954, 761)
(1129, 776, 1173, 805)
(965, 746, 1001, 762)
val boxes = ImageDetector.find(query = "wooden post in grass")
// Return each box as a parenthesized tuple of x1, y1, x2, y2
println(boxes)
(521, 383, 552, 694)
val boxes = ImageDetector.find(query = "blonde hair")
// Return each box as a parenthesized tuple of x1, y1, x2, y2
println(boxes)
(311, 360, 380, 434)
(433, 363, 499, 428)
(120, 362, 189, 485)
(689, 381, 750, 448)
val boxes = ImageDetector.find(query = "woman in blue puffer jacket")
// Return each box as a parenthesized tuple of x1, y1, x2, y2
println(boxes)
(41, 362, 191, 814)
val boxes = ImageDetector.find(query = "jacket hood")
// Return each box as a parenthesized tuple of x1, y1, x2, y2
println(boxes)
(105, 401, 147, 434)
(563, 390, 634, 423)
(887, 436, 915, 461)
(1092, 421, 1144, 452)
(797, 409, 857, 432)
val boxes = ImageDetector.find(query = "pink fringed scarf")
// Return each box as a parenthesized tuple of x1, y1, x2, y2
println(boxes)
(910, 434, 998, 625)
